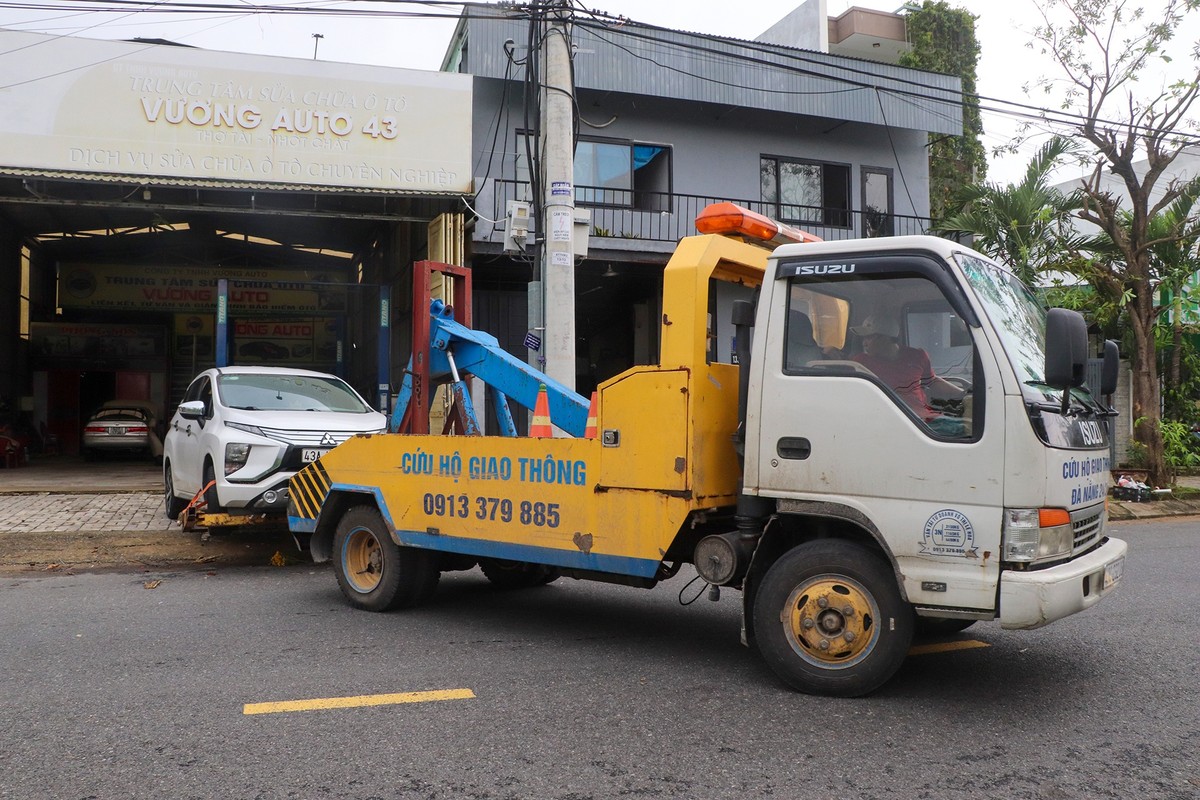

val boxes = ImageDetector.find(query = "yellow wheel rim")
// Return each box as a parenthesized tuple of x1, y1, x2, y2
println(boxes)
(784, 574, 880, 669)
(344, 527, 384, 593)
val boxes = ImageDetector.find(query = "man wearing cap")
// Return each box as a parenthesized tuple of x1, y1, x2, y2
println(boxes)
(851, 313, 965, 424)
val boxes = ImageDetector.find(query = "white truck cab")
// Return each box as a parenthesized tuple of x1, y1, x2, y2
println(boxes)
(744, 235, 1126, 633)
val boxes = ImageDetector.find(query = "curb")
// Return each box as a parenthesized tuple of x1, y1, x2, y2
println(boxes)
(0, 526, 301, 574)
(1107, 495, 1200, 521)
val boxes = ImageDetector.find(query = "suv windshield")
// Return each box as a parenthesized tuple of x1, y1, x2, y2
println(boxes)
(217, 373, 372, 413)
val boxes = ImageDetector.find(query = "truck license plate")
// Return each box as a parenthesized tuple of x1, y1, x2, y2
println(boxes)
(301, 448, 327, 463)
(1102, 556, 1124, 590)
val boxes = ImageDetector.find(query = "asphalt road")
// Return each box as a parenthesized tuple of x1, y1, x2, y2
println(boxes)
(1, 517, 1197, 800)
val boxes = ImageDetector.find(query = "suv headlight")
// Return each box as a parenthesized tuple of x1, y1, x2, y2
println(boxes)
(225, 421, 265, 437)
(225, 442, 251, 475)
(1003, 508, 1073, 563)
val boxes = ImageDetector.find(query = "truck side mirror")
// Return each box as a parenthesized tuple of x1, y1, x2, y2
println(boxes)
(1044, 308, 1088, 389)
(1100, 339, 1119, 396)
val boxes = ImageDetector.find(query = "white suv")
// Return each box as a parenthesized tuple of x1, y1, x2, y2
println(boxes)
(163, 367, 386, 519)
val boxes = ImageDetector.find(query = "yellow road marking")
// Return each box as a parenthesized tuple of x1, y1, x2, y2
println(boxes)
(243, 688, 476, 716)
(908, 639, 990, 657)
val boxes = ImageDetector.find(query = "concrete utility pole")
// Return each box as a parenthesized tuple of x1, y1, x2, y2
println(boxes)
(311, 33, 324, 60)
(539, 1, 576, 394)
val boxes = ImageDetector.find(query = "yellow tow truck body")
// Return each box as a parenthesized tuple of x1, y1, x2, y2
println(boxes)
(289, 233, 763, 578)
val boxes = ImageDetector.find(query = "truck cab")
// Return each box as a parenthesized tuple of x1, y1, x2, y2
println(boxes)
(732, 233, 1125, 691)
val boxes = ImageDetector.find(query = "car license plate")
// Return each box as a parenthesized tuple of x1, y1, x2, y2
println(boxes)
(301, 448, 327, 463)
(108, 426, 125, 435)
(1103, 556, 1124, 590)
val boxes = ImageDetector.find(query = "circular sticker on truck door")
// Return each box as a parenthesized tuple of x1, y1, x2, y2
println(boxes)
(921, 509, 978, 557)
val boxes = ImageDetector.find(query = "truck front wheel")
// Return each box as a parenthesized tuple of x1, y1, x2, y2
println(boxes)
(753, 540, 912, 697)
(333, 506, 439, 612)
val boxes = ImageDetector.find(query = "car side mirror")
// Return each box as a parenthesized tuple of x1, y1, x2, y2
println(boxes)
(178, 400, 206, 420)
(1100, 339, 1119, 396)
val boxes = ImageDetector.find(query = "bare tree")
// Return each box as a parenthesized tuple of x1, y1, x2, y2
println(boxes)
(1031, 0, 1200, 486)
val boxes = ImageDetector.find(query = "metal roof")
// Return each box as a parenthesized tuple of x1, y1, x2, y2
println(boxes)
(0, 167, 460, 197)
(455, 9, 963, 136)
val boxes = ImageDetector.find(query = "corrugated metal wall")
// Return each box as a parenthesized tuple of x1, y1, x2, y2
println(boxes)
(462, 10, 963, 136)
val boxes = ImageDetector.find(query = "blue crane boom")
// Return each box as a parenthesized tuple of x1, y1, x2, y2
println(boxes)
(390, 300, 589, 437)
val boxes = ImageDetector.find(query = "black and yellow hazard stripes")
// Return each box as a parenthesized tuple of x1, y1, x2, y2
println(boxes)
(289, 460, 331, 520)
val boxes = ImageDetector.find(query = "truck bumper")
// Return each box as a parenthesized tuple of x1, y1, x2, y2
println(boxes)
(998, 537, 1127, 630)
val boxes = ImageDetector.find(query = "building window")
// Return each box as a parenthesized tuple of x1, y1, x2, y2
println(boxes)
(517, 134, 671, 211)
(862, 166, 894, 237)
(760, 156, 851, 228)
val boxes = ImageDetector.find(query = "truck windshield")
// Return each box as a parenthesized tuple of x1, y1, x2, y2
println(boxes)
(955, 252, 1099, 412)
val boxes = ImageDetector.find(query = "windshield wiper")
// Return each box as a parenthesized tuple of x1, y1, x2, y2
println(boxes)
(1023, 382, 1117, 418)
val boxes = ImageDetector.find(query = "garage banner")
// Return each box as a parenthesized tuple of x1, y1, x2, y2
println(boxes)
(31, 322, 167, 370)
(0, 31, 472, 194)
(60, 264, 347, 313)
(231, 318, 340, 366)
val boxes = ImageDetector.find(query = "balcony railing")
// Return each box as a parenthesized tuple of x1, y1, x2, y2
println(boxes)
(484, 179, 933, 247)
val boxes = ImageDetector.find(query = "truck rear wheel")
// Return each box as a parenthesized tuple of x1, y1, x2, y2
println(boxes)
(753, 540, 912, 697)
(333, 506, 439, 611)
(479, 558, 559, 589)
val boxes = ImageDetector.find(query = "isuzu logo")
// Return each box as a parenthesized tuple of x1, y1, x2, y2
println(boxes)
(796, 263, 856, 275)
(320, 432, 336, 447)
(1078, 420, 1104, 447)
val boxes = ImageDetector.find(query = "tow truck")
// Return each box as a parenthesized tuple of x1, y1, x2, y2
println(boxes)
(288, 204, 1127, 696)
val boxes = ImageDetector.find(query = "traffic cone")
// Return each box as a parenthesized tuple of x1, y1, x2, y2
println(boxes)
(584, 391, 599, 439)
(530, 384, 552, 437)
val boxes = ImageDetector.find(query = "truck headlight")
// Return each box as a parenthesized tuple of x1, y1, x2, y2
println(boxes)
(1003, 508, 1073, 563)
(225, 442, 251, 475)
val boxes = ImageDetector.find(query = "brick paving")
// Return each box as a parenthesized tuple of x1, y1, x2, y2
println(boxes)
(0, 492, 176, 533)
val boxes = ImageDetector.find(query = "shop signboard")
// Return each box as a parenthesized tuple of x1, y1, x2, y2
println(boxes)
(0, 30, 471, 194)
(231, 318, 340, 367)
(59, 264, 348, 314)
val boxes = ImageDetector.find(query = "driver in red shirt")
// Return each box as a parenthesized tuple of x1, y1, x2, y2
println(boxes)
(851, 314, 965, 421)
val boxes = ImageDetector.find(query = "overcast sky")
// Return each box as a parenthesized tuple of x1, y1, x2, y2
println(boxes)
(2, 0, 1197, 184)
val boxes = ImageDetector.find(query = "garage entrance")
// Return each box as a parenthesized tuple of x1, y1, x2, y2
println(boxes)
(0, 32, 473, 461)
(6, 175, 462, 456)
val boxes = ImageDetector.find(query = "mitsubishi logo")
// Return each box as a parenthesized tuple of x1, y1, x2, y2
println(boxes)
(320, 432, 337, 447)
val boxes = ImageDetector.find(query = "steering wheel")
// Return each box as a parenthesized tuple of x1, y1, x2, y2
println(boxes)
(941, 375, 972, 392)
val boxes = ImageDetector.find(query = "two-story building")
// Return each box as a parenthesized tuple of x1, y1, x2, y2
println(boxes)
(444, 0, 966, 395)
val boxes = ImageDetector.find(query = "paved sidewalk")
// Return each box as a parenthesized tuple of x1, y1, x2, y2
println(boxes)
(0, 457, 294, 571)
(0, 492, 174, 533)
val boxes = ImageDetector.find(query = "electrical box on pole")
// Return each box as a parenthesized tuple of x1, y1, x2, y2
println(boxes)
(503, 200, 531, 253)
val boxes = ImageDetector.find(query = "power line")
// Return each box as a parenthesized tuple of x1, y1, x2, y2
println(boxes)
(1, 0, 1196, 146)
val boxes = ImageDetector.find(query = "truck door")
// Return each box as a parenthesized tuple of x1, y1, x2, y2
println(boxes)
(751, 252, 1005, 612)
